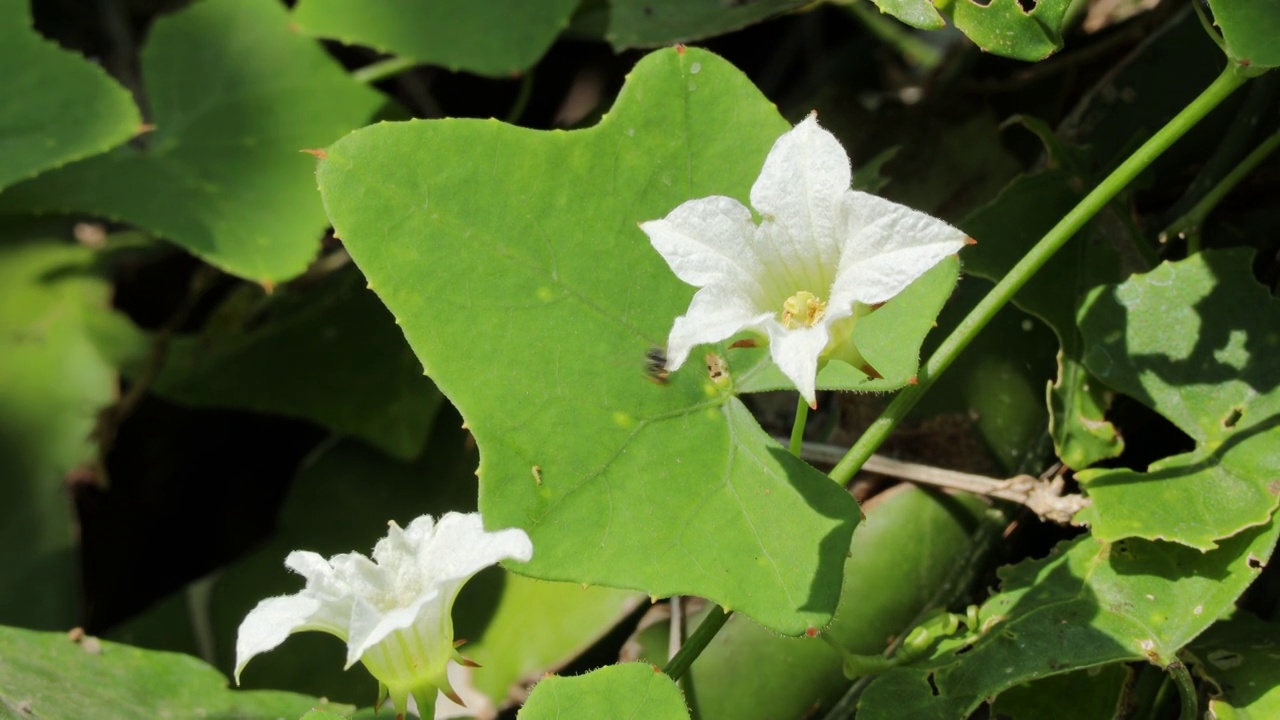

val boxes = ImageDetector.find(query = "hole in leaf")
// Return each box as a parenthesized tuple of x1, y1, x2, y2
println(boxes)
(1016, 0, 1037, 12)
(1248, 554, 1265, 570)
(954, 644, 973, 656)
(926, 671, 941, 696)
(1223, 407, 1243, 429)
(966, 0, 993, 6)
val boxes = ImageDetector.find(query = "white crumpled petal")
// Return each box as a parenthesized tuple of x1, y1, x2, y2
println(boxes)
(234, 511, 532, 718)
(642, 112, 970, 406)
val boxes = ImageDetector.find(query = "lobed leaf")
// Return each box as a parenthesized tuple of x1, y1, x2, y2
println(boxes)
(0, 0, 384, 283)
(1077, 250, 1280, 548)
(606, 0, 810, 49)
(317, 48, 867, 635)
(292, 0, 580, 76)
(0, 1, 140, 190)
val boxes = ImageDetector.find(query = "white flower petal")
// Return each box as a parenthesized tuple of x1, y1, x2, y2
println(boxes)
(344, 592, 442, 668)
(419, 512, 534, 582)
(641, 195, 763, 289)
(665, 285, 772, 371)
(749, 114, 851, 273)
(764, 322, 831, 407)
(832, 191, 967, 306)
(234, 592, 344, 683)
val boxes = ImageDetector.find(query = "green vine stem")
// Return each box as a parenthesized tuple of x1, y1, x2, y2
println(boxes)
(663, 605, 731, 682)
(352, 56, 420, 85)
(1162, 124, 1280, 254)
(828, 63, 1251, 486)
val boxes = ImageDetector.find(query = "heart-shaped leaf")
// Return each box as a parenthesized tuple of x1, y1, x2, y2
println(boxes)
(317, 48, 870, 634)
(291, 0, 580, 76)
(0, 0, 384, 283)
(0, 1, 140, 190)
(1077, 249, 1280, 548)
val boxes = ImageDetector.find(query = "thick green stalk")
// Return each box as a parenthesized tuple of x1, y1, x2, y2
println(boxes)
(789, 394, 810, 457)
(663, 605, 731, 682)
(828, 64, 1249, 486)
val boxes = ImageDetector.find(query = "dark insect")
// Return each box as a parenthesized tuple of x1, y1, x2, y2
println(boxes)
(644, 346, 670, 384)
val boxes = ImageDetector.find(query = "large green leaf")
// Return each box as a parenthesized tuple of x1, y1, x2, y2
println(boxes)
(1186, 612, 1280, 719)
(0, 624, 350, 720)
(605, 0, 810, 49)
(857, 520, 1280, 720)
(291, 0, 580, 76)
(134, 268, 441, 460)
(1209, 0, 1280, 69)
(0, 0, 384, 283)
(0, 0, 140, 190)
(518, 662, 689, 719)
(316, 48, 872, 635)
(0, 239, 143, 630)
(1076, 250, 1280, 549)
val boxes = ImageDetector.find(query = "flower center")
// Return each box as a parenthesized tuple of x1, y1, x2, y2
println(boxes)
(781, 291, 827, 329)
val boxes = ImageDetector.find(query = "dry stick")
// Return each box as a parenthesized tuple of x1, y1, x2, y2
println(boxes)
(783, 438, 1088, 524)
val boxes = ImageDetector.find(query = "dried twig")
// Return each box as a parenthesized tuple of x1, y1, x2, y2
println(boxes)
(785, 438, 1089, 525)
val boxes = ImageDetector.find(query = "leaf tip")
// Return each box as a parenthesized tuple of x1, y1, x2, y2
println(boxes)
(675, 44, 686, 55)
(301, 148, 329, 160)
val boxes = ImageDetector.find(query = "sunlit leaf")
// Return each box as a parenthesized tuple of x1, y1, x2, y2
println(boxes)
(0, 0, 384, 283)
(1077, 250, 1280, 548)
(518, 663, 689, 719)
(317, 48, 869, 635)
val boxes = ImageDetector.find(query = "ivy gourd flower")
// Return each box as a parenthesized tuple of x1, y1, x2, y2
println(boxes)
(641, 114, 970, 407)
(235, 512, 533, 718)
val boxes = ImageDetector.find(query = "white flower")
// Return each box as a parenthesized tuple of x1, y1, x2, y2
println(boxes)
(641, 113, 970, 407)
(234, 512, 533, 718)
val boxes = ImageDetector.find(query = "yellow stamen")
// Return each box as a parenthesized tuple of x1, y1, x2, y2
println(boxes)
(781, 291, 827, 329)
